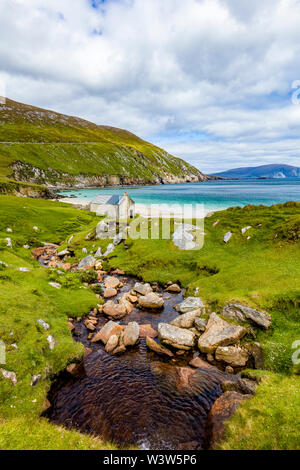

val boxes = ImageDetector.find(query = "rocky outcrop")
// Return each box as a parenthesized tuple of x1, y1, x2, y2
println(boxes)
(198, 313, 247, 353)
(158, 323, 196, 350)
(222, 303, 272, 329)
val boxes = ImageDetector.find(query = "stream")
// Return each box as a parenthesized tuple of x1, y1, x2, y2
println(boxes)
(46, 274, 232, 450)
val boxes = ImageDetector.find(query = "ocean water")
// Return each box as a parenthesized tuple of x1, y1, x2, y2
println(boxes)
(61, 179, 300, 213)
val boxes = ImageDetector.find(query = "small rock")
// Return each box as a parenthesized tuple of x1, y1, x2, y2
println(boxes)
(103, 288, 118, 298)
(0, 369, 17, 386)
(138, 293, 164, 310)
(224, 231, 233, 243)
(82, 248, 87, 254)
(175, 297, 205, 314)
(37, 319, 50, 330)
(67, 321, 75, 332)
(215, 346, 249, 367)
(84, 320, 96, 331)
(212, 220, 219, 227)
(133, 282, 153, 296)
(78, 255, 96, 270)
(241, 226, 252, 234)
(146, 336, 174, 357)
(225, 366, 234, 374)
(103, 243, 115, 257)
(123, 322, 139, 347)
(95, 248, 102, 258)
(104, 276, 120, 289)
(139, 324, 158, 338)
(30, 374, 42, 386)
(47, 335, 56, 350)
(5, 238, 12, 248)
(194, 317, 208, 332)
(103, 301, 127, 319)
(67, 235, 74, 244)
(166, 284, 181, 293)
(91, 321, 123, 344)
(6, 228, 12, 233)
(33, 226, 38, 231)
(57, 250, 70, 257)
(189, 357, 216, 370)
(158, 323, 195, 350)
(170, 309, 202, 329)
(105, 334, 120, 353)
(48, 282, 61, 289)
(111, 269, 125, 275)
(23, 244, 30, 249)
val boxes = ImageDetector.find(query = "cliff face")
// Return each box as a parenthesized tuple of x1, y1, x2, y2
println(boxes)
(0, 98, 207, 190)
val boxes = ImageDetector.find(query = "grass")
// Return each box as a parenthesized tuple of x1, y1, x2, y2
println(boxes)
(0, 195, 299, 449)
(0, 98, 203, 188)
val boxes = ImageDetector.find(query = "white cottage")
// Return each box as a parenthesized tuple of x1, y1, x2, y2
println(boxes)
(90, 192, 135, 219)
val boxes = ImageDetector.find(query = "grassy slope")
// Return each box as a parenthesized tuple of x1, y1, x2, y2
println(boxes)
(0, 196, 299, 449)
(0, 99, 203, 186)
(0, 196, 118, 449)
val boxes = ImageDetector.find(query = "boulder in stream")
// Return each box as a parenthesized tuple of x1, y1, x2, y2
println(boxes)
(170, 309, 202, 329)
(198, 313, 247, 353)
(146, 336, 174, 357)
(123, 322, 139, 347)
(215, 346, 249, 367)
(138, 293, 164, 310)
(158, 323, 195, 350)
(91, 320, 123, 344)
(175, 297, 205, 314)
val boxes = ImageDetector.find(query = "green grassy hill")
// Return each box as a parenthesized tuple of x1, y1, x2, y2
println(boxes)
(0, 99, 206, 192)
(0, 196, 299, 449)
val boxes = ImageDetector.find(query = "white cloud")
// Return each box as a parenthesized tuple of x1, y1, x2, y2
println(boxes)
(1, 0, 300, 171)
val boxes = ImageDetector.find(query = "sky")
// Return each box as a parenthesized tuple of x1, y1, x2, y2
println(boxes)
(1, 0, 300, 173)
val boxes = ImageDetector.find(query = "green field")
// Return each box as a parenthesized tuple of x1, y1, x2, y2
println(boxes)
(0, 195, 299, 449)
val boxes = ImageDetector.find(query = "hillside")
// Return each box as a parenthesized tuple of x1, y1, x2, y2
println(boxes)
(214, 164, 300, 179)
(0, 98, 207, 193)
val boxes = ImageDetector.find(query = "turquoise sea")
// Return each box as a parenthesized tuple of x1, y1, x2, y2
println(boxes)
(61, 179, 300, 213)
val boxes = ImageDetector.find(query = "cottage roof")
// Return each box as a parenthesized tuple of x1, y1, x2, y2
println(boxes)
(90, 194, 123, 205)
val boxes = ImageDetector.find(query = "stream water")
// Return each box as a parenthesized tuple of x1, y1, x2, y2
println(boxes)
(46, 275, 232, 450)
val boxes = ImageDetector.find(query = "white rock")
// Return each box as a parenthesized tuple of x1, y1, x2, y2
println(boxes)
(175, 297, 205, 314)
(103, 243, 115, 257)
(5, 238, 12, 248)
(82, 247, 87, 254)
(241, 226, 252, 234)
(0, 369, 17, 386)
(6, 228, 12, 233)
(224, 232, 233, 243)
(48, 282, 61, 289)
(57, 250, 70, 257)
(30, 374, 42, 386)
(47, 335, 56, 350)
(67, 235, 74, 244)
(33, 226, 38, 231)
(37, 319, 50, 330)
(95, 248, 102, 258)
(18, 267, 30, 272)
(23, 244, 30, 249)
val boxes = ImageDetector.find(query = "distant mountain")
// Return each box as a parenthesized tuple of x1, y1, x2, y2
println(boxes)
(214, 164, 300, 179)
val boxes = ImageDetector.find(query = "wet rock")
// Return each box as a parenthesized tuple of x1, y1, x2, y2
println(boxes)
(170, 309, 202, 329)
(146, 336, 174, 357)
(139, 293, 164, 310)
(128, 294, 138, 303)
(37, 319, 50, 330)
(175, 297, 205, 314)
(223, 231, 233, 243)
(215, 346, 249, 367)
(84, 320, 96, 331)
(189, 357, 217, 371)
(67, 321, 75, 332)
(221, 378, 257, 395)
(118, 294, 134, 314)
(105, 334, 120, 353)
(139, 324, 158, 338)
(133, 282, 152, 296)
(222, 303, 271, 329)
(103, 301, 127, 319)
(194, 317, 208, 332)
(103, 287, 118, 298)
(112, 344, 127, 355)
(78, 255, 96, 270)
(166, 283, 181, 293)
(225, 366, 234, 374)
(175, 367, 197, 390)
(104, 276, 120, 289)
(0, 369, 17, 386)
(158, 323, 195, 350)
(30, 374, 42, 386)
(91, 320, 123, 344)
(123, 322, 139, 347)
(48, 282, 61, 289)
(205, 391, 251, 449)
(47, 335, 56, 350)
(198, 313, 247, 353)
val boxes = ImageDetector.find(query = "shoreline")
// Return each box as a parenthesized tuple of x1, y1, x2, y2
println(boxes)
(57, 197, 218, 218)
